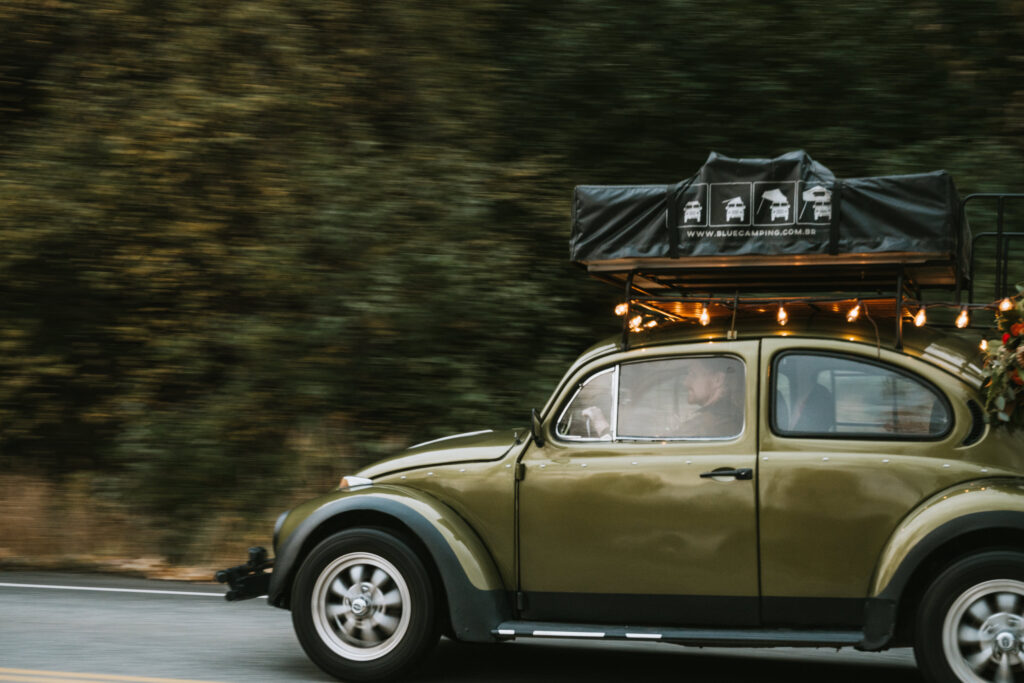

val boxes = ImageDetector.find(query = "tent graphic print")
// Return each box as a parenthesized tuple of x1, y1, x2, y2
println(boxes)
(800, 185, 832, 221)
(723, 196, 746, 222)
(758, 188, 791, 222)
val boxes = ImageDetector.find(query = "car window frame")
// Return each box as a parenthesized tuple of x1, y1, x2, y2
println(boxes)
(554, 366, 619, 442)
(553, 354, 747, 444)
(769, 349, 954, 441)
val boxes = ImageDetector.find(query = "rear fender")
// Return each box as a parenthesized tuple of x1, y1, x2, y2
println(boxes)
(862, 479, 1024, 649)
(269, 485, 509, 642)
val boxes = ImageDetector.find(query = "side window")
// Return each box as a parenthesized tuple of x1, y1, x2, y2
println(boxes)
(556, 368, 614, 440)
(772, 352, 952, 439)
(618, 356, 744, 440)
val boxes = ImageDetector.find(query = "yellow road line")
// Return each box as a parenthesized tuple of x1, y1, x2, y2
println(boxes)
(0, 669, 227, 683)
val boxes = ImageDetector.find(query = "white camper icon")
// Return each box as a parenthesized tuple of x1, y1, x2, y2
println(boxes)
(723, 196, 746, 222)
(683, 200, 702, 224)
(801, 185, 832, 221)
(758, 188, 791, 222)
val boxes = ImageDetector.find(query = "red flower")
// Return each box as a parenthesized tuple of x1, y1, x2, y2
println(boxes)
(1005, 333, 1012, 344)
(1012, 322, 1024, 337)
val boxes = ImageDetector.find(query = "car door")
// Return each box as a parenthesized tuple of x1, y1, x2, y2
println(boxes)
(517, 341, 760, 626)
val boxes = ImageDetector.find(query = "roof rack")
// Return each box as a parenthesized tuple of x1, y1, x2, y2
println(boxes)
(582, 193, 1024, 352)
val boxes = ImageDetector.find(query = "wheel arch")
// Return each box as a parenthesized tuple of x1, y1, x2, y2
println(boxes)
(269, 488, 510, 642)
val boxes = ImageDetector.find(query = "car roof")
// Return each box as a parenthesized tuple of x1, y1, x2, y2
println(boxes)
(575, 315, 986, 389)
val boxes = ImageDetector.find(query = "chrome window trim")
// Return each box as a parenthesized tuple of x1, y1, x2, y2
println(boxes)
(610, 365, 620, 441)
(554, 366, 616, 441)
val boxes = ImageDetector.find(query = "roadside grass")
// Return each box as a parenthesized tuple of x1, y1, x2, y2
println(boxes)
(0, 471, 334, 582)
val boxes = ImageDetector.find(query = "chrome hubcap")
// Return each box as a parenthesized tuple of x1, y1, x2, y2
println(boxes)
(944, 580, 1024, 683)
(311, 552, 411, 661)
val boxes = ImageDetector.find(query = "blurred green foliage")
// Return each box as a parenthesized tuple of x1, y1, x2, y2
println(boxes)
(1, 1, 1023, 528)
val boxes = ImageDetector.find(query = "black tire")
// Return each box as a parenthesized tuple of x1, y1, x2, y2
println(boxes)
(914, 551, 1024, 683)
(291, 528, 440, 682)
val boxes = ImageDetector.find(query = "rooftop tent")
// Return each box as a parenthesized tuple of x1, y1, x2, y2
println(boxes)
(569, 150, 969, 290)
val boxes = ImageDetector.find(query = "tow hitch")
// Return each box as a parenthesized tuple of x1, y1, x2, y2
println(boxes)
(215, 546, 274, 602)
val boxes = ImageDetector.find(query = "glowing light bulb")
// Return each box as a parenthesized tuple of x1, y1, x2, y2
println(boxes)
(646, 319, 658, 328)
(699, 306, 710, 326)
(999, 297, 1014, 312)
(980, 339, 989, 352)
(777, 304, 788, 327)
(846, 303, 860, 323)
(614, 303, 629, 316)
(629, 315, 642, 332)
(914, 307, 927, 327)
(955, 307, 970, 329)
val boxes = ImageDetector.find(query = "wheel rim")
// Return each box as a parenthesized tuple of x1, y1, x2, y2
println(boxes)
(943, 579, 1024, 683)
(311, 551, 412, 661)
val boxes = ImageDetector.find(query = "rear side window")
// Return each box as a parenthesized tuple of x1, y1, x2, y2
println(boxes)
(772, 352, 952, 439)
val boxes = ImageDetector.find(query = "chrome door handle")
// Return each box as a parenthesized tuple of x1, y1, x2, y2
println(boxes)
(699, 467, 753, 480)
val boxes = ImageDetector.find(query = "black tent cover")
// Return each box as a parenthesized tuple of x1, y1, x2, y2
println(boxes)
(570, 151, 967, 272)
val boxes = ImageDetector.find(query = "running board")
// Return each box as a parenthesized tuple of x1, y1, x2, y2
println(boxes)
(492, 621, 864, 648)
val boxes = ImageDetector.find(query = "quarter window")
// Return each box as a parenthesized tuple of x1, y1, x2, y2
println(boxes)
(772, 353, 952, 438)
(556, 368, 615, 440)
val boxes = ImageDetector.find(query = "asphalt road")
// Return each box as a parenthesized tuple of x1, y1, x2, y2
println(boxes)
(0, 571, 923, 682)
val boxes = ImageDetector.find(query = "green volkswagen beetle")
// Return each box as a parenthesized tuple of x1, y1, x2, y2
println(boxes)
(217, 153, 1024, 682)
(219, 312, 1024, 683)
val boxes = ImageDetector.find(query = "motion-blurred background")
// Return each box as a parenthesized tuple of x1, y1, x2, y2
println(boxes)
(1, 1, 1023, 573)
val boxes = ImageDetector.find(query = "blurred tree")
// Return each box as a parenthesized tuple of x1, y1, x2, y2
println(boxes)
(0, 0, 1022, 540)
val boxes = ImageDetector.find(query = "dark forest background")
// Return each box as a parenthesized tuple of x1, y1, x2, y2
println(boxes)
(2, 1, 1024, 564)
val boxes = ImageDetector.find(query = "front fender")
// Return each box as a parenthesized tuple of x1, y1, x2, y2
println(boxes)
(269, 485, 509, 642)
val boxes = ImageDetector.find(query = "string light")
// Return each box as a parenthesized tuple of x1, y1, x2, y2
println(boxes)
(846, 301, 861, 323)
(980, 339, 989, 351)
(609, 294, 1022, 333)
(955, 307, 970, 329)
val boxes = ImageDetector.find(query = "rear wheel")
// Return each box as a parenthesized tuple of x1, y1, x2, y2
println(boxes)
(292, 528, 439, 682)
(915, 551, 1024, 683)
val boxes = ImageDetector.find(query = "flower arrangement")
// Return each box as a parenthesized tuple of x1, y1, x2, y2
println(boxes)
(982, 286, 1024, 424)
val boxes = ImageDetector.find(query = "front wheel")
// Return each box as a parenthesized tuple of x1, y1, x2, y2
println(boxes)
(291, 528, 440, 682)
(915, 551, 1024, 683)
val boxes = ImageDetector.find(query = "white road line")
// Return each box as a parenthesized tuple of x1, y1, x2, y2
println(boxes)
(0, 582, 223, 597)
(0, 667, 228, 682)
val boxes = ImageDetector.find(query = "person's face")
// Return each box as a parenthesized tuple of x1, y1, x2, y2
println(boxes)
(686, 363, 722, 406)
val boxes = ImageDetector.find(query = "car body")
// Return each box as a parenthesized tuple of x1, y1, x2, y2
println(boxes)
(238, 316, 1024, 683)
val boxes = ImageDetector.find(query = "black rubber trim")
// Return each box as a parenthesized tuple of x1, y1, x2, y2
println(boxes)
(760, 596, 865, 628)
(521, 592, 758, 627)
(859, 598, 897, 651)
(269, 495, 510, 642)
